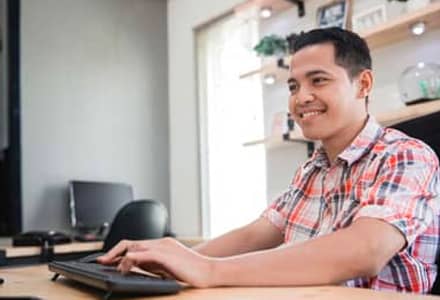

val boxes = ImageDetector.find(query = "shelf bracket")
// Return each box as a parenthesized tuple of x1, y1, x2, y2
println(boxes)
(277, 58, 289, 70)
(286, 0, 305, 17)
(282, 133, 315, 157)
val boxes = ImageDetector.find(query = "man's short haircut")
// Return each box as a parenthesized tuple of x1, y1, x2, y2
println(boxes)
(291, 27, 372, 79)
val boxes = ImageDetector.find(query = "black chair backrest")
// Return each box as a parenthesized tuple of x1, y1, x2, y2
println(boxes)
(103, 199, 168, 251)
(390, 110, 440, 158)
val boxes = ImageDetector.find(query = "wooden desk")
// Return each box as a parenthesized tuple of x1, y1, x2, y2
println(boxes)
(0, 265, 439, 300)
(0, 237, 204, 267)
(0, 238, 104, 267)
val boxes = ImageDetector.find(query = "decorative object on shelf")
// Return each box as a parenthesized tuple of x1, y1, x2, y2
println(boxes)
(352, 4, 387, 32)
(254, 34, 290, 72)
(253, 34, 288, 57)
(316, 0, 351, 29)
(399, 62, 440, 105)
(388, 0, 431, 12)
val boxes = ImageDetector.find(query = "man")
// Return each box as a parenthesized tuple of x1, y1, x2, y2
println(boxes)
(98, 28, 440, 293)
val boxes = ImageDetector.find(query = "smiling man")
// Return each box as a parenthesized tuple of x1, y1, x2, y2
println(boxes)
(98, 28, 440, 293)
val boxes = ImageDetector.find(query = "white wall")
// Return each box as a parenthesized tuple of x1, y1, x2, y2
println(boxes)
(167, 0, 244, 236)
(21, 0, 169, 231)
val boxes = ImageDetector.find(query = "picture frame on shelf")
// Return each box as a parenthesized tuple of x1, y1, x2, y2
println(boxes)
(352, 4, 387, 33)
(316, 0, 351, 29)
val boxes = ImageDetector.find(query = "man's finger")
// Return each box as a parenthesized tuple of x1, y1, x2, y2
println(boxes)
(118, 256, 136, 275)
(98, 240, 131, 264)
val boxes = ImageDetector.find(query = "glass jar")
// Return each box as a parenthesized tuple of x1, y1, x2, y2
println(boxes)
(398, 62, 440, 105)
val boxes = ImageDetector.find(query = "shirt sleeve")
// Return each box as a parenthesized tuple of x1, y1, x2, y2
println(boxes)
(261, 168, 303, 234)
(353, 141, 440, 249)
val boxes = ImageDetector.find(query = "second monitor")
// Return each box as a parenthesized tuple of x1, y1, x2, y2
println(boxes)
(69, 180, 133, 240)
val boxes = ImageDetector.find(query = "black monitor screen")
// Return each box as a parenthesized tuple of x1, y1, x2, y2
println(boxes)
(69, 180, 133, 230)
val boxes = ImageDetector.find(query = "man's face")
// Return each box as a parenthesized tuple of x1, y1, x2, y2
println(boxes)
(288, 43, 366, 143)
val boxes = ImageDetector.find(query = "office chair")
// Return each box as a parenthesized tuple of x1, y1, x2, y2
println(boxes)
(390, 109, 440, 294)
(103, 199, 169, 251)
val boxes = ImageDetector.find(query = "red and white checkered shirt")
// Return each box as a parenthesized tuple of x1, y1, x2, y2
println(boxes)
(263, 116, 440, 293)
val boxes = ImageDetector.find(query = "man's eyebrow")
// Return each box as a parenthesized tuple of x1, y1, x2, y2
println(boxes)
(287, 70, 331, 84)
(305, 70, 331, 77)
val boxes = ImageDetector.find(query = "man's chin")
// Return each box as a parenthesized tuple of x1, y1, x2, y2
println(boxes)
(301, 130, 323, 141)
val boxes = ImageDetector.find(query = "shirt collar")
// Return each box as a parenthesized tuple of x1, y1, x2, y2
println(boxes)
(305, 115, 384, 169)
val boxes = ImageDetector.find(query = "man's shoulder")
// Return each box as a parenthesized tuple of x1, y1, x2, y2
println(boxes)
(372, 127, 439, 166)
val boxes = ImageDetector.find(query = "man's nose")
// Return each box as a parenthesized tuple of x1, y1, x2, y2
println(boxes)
(290, 87, 314, 108)
(295, 86, 315, 105)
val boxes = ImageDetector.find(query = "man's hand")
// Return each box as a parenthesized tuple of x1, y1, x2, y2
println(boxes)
(97, 238, 215, 288)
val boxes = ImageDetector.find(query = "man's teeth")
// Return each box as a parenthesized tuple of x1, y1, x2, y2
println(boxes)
(302, 111, 322, 118)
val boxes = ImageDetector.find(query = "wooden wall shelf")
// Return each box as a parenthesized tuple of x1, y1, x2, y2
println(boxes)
(243, 100, 440, 148)
(243, 129, 308, 149)
(360, 1, 440, 49)
(239, 2, 440, 81)
(376, 98, 440, 127)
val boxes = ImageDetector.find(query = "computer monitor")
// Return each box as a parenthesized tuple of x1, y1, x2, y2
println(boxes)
(69, 180, 133, 231)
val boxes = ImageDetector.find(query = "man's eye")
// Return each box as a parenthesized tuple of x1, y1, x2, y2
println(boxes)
(288, 84, 298, 93)
(312, 77, 328, 85)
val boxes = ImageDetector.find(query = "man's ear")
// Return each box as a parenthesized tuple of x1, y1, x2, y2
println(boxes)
(356, 69, 373, 99)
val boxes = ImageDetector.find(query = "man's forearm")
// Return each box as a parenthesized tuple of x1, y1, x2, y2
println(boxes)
(209, 218, 404, 287)
(193, 226, 265, 257)
(194, 218, 283, 257)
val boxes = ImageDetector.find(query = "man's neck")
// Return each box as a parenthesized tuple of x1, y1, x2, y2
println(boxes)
(322, 116, 368, 164)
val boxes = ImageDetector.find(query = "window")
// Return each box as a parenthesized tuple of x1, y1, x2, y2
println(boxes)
(197, 13, 267, 238)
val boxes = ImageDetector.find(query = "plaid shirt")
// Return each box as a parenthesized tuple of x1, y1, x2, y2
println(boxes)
(263, 116, 440, 293)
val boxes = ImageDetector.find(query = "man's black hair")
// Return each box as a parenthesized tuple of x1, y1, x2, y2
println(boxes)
(291, 27, 372, 79)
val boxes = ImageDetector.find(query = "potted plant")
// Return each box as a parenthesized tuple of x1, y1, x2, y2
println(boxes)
(254, 34, 294, 69)
(253, 34, 288, 58)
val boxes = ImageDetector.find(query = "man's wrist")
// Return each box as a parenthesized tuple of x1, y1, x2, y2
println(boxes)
(206, 257, 226, 287)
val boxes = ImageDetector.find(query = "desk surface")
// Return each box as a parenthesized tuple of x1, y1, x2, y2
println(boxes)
(1, 265, 439, 300)
(0, 237, 203, 258)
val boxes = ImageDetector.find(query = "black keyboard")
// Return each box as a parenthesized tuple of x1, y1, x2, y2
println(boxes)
(49, 260, 182, 297)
